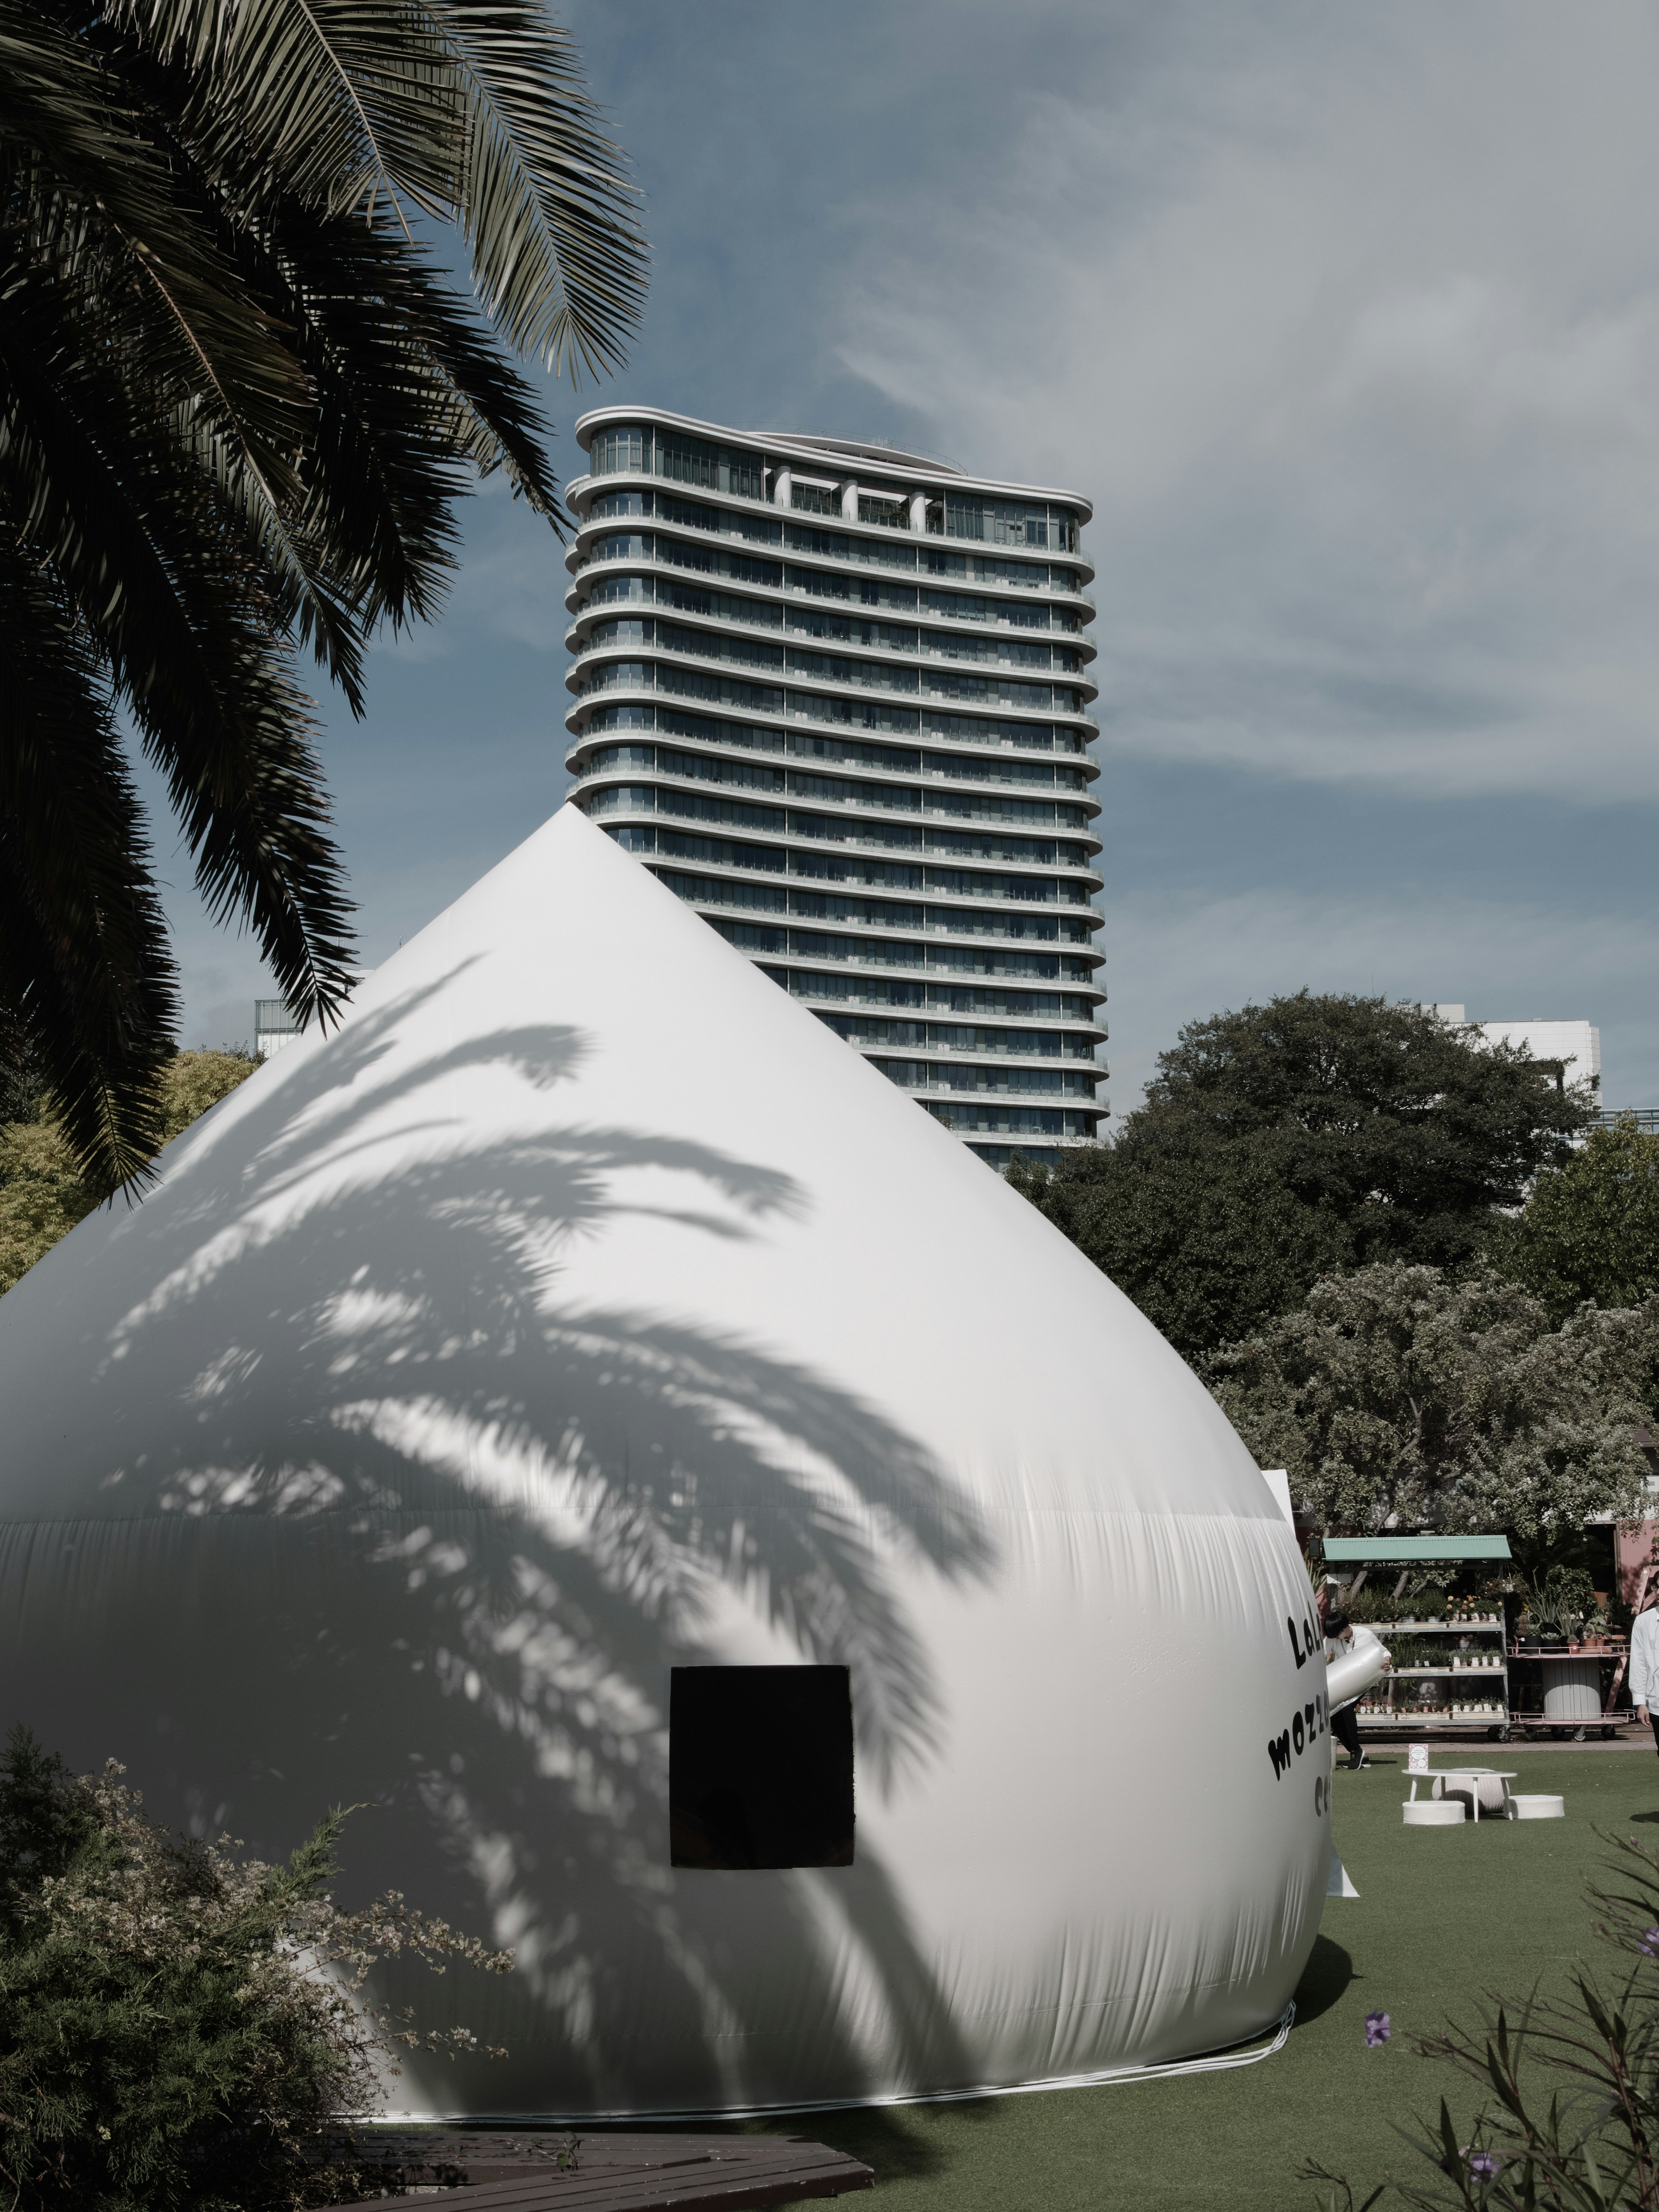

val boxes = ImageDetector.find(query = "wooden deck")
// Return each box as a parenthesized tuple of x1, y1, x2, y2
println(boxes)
(328, 2129, 875, 2210)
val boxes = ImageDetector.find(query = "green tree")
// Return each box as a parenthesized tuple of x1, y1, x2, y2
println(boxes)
(1011, 993, 1588, 1358)
(0, 1047, 256, 1294)
(2, 0, 645, 1189)
(0, 1122, 98, 1299)
(1494, 1116, 1659, 1325)
(1207, 1261, 1656, 1555)
(155, 1047, 260, 1147)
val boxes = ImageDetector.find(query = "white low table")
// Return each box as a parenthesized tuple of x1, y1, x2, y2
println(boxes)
(1407, 1767, 1517, 1821)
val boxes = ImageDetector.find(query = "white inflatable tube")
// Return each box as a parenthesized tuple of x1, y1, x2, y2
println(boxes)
(1326, 1635, 1391, 1709)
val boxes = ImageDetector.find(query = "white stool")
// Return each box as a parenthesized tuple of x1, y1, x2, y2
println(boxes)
(1507, 1794, 1566, 1820)
(1403, 1800, 1466, 1825)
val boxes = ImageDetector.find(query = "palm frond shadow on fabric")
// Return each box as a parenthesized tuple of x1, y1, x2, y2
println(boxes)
(31, 985, 993, 2112)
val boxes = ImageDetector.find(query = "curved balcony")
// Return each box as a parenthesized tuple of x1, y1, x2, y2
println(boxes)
(565, 628, 1102, 723)
(563, 704, 1102, 807)
(570, 768, 1106, 871)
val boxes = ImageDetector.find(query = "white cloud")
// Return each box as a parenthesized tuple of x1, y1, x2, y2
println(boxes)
(839, 2, 1659, 801)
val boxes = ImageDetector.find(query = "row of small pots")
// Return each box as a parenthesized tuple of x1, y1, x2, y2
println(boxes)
(1390, 1612, 1502, 1627)
(1513, 1637, 1621, 1653)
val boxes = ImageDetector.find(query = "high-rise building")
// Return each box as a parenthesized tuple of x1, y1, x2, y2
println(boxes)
(561, 408, 1105, 1167)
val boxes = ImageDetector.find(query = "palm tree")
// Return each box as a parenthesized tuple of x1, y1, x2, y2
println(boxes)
(0, 0, 645, 1188)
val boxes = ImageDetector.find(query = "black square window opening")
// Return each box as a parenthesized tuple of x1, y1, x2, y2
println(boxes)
(669, 1665, 855, 1869)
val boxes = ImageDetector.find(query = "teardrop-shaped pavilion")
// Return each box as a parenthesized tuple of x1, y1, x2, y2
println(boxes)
(0, 805, 1325, 2117)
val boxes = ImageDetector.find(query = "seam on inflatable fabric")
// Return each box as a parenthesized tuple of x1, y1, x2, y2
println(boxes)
(355, 2002, 1296, 2127)
(0, 1507, 1299, 1532)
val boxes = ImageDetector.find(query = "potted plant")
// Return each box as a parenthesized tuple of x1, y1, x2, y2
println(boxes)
(1522, 1565, 1596, 1653)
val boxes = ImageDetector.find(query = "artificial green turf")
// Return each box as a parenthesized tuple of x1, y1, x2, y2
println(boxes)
(791, 1749, 1659, 2212)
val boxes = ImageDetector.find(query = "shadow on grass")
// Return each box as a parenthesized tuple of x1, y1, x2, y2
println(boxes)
(1293, 1935, 1355, 2026)
(596, 2108, 985, 2179)
(505, 2112, 962, 2186)
(785, 2107, 975, 2178)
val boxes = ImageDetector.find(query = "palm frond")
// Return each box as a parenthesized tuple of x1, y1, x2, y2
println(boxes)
(104, 0, 648, 375)
(0, 535, 177, 1190)
(271, 200, 562, 628)
(0, 5, 313, 489)
(434, 0, 646, 377)
(106, 0, 458, 223)
(0, 10, 374, 695)
(0, 0, 639, 1186)
(0, 248, 357, 1027)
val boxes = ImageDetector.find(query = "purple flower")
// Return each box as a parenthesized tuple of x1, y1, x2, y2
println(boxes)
(1640, 1928, 1659, 1960)
(1364, 2010, 1391, 2047)
(1468, 2152, 1500, 2181)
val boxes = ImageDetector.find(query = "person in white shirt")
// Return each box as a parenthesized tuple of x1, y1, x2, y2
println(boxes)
(1325, 1611, 1388, 1772)
(1631, 1589, 1659, 1748)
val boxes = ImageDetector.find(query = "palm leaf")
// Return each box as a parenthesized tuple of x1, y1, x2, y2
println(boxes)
(433, 0, 646, 376)
(105, 0, 648, 374)
(107, 0, 458, 224)
(0, 8, 369, 693)
(0, 0, 640, 1186)
(0, 249, 357, 1028)
(270, 200, 562, 626)
(0, 3, 313, 489)
(0, 538, 177, 1189)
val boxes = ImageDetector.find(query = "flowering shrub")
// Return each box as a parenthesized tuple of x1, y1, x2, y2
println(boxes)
(0, 1727, 513, 2208)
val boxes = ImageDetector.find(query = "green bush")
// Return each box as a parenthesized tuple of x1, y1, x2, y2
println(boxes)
(0, 1050, 257, 1296)
(0, 1729, 512, 2209)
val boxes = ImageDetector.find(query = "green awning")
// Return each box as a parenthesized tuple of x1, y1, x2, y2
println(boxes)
(1322, 1535, 1512, 1564)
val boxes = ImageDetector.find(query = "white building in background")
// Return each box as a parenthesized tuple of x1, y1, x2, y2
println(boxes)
(1424, 1006, 1601, 1094)
(255, 978, 374, 1060)
(1478, 1019, 1600, 1092)
(254, 999, 304, 1058)
(558, 407, 1106, 1170)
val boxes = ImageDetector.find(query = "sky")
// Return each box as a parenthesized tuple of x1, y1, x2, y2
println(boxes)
(157, 0, 1659, 1116)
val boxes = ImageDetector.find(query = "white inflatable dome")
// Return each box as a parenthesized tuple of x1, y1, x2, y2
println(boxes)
(0, 805, 1328, 2118)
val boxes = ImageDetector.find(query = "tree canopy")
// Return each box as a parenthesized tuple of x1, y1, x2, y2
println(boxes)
(0, 1049, 256, 1294)
(1012, 993, 1590, 1358)
(1207, 1262, 1657, 1562)
(1493, 1116, 1659, 1325)
(2, 0, 645, 1189)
